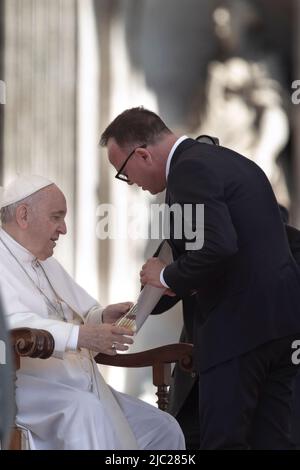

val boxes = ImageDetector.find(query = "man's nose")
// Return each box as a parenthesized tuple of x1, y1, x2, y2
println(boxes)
(59, 221, 67, 235)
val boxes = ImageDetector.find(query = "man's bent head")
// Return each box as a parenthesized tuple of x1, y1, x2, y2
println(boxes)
(100, 107, 178, 195)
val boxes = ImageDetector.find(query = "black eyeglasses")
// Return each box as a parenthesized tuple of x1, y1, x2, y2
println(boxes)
(115, 144, 147, 182)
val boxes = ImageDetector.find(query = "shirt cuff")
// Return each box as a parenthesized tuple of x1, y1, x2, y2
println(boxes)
(66, 325, 80, 351)
(160, 268, 170, 288)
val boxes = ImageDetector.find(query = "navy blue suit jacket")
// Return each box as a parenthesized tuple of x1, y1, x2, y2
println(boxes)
(158, 138, 300, 372)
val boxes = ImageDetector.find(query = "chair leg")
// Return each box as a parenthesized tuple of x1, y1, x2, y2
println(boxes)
(153, 363, 172, 411)
(4, 427, 22, 450)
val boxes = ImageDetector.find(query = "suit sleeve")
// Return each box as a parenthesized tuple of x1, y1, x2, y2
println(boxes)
(163, 158, 238, 296)
(151, 294, 181, 315)
(285, 225, 300, 265)
(276, 204, 300, 265)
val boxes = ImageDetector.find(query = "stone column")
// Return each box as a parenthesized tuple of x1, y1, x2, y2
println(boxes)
(3, 0, 77, 273)
(75, 0, 100, 298)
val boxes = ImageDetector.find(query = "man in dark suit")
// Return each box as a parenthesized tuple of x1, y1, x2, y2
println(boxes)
(101, 107, 300, 449)
(151, 219, 300, 449)
(278, 215, 300, 449)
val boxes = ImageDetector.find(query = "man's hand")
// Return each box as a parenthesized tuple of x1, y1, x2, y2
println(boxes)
(102, 302, 133, 324)
(140, 257, 165, 287)
(140, 258, 177, 297)
(78, 324, 134, 355)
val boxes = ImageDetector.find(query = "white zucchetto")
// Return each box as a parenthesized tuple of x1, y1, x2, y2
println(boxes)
(0, 175, 53, 209)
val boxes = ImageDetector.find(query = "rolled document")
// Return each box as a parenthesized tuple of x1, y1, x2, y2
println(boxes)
(115, 240, 173, 333)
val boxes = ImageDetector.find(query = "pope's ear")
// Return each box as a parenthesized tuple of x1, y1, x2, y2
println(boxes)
(15, 204, 29, 228)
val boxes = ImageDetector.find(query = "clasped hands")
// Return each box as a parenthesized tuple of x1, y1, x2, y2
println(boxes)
(78, 258, 175, 356)
(78, 302, 135, 356)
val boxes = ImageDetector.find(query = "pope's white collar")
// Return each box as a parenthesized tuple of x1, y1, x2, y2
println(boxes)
(0, 227, 36, 263)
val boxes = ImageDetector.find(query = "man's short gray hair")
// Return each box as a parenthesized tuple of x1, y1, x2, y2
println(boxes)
(0, 193, 40, 225)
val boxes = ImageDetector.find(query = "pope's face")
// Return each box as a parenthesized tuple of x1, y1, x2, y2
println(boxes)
(27, 185, 67, 260)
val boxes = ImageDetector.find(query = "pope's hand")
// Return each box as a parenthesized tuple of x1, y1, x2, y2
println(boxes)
(78, 324, 134, 355)
(102, 301, 133, 324)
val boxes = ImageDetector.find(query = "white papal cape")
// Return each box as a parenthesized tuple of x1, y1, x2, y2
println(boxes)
(0, 228, 184, 450)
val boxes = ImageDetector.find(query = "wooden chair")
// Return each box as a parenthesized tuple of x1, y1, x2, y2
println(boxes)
(6, 327, 194, 450)
(6, 328, 55, 450)
(95, 343, 194, 411)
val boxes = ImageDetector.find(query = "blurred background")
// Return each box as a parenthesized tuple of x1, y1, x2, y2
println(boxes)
(0, 0, 300, 404)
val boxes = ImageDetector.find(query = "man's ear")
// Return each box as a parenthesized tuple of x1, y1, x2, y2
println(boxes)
(135, 147, 152, 164)
(15, 205, 29, 229)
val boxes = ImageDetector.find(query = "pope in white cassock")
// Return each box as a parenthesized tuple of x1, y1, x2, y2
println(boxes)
(0, 175, 185, 450)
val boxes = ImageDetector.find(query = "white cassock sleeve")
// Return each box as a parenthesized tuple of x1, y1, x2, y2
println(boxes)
(1, 279, 75, 358)
(0, 253, 105, 358)
(85, 305, 104, 325)
(66, 325, 80, 351)
(64, 307, 104, 350)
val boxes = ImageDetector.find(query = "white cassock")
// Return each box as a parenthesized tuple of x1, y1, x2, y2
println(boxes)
(0, 228, 185, 450)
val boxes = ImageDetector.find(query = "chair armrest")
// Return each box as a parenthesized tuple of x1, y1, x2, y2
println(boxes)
(11, 328, 55, 366)
(95, 343, 193, 372)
